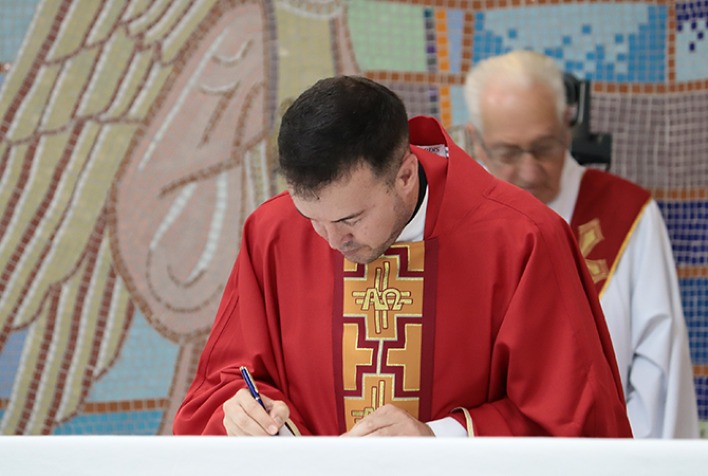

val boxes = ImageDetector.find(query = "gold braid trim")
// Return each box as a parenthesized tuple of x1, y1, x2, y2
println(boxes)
(283, 418, 302, 436)
(598, 199, 651, 299)
(452, 407, 475, 437)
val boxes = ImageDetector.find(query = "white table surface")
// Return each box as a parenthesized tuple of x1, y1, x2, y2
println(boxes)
(1, 436, 707, 476)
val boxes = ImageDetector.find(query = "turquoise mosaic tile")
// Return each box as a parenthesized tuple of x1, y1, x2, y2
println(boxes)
(86, 310, 179, 402)
(473, 4, 667, 82)
(424, 8, 436, 73)
(0, 0, 40, 63)
(347, 0, 428, 71)
(449, 84, 468, 126)
(446, 8, 465, 74)
(52, 410, 164, 435)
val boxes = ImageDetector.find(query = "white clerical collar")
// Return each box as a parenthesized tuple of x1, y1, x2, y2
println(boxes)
(546, 152, 585, 223)
(396, 185, 428, 243)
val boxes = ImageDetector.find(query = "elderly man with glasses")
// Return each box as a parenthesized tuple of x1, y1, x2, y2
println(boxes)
(464, 50, 699, 439)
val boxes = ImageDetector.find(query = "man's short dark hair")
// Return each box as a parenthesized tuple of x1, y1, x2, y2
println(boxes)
(278, 75, 410, 197)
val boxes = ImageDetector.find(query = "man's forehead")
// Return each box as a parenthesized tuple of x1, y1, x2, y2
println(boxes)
(291, 187, 365, 223)
(483, 81, 558, 124)
(482, 106, 563, 144)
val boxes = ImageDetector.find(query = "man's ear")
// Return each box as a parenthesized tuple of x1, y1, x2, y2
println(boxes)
(464, 123, 476, 151)
(397, 150, 418, 190)
(563, 105, 574, 127)
(398, 149, 418, 184)
(562, 106, 574, 145)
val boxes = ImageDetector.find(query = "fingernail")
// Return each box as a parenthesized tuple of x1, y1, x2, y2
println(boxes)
(268, 425, 278, 435)
(274, 416, 284, 426)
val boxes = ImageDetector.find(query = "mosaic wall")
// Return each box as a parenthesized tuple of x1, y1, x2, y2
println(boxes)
(0, 0, 706, 436)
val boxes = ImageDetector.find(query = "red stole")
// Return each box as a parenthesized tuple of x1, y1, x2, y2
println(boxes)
(570, 169, 651, 296)
(332, 241, 438, 433)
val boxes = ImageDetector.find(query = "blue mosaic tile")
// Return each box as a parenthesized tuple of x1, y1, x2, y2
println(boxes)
(544, 47, 563, 60)
(679, 277, 708, 364)
(675, 0, 708, 81)
(657, 200, 708, 267)
(0, 329, 27, 399)
(52, 410, 164, 435)
(472, 4, 667, 82)
(696, 376, 708, 420)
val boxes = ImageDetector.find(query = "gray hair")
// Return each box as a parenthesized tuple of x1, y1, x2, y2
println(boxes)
(464, 50, 567, 134)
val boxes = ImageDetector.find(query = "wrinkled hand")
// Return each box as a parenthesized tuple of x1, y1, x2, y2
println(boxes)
(342, 404, 435, 437)
(222, 388, 290, 436)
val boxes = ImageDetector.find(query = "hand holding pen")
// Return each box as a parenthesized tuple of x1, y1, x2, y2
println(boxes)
(221, 366, 290, 436)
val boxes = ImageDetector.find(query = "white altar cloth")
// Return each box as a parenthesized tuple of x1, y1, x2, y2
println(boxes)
(1, 436, 706, 476)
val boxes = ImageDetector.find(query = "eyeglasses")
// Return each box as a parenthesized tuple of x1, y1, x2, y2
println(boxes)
(475, 133, 567, 166)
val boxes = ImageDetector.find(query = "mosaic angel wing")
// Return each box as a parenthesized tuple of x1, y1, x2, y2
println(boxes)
(0, 0, 238, 434)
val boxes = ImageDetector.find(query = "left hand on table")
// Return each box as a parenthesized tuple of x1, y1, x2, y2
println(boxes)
(342, 404, 434, 437)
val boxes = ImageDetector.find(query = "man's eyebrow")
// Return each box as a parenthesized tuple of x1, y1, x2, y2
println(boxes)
(492, 134, 559, 148)
(333, 211, 363, 223)
(294, 208, 363, 223)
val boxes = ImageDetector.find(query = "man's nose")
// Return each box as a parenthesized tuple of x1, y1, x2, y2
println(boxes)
(515, 152, 544, 183)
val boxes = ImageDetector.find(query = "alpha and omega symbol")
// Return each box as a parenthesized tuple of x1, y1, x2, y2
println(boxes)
(351, 261, 413, 333)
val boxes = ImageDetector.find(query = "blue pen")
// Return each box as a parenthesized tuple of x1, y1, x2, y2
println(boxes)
(239, 366, 266, 409)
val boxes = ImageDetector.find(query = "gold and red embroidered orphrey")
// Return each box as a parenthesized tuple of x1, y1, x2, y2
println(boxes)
(332, 241, 437, 433)
(570, 169, 651, 296)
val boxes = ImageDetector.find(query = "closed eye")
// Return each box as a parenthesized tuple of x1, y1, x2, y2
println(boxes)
(339, 217, 360, 227)
(334, 210, 364, 227)
(531, 140, 562, 155)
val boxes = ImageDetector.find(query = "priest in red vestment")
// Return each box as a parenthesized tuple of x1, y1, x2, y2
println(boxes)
(173, 76, 632, 437)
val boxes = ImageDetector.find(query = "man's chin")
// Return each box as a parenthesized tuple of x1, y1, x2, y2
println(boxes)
(342, 252, 368, 264)
(520, 186, 547, 203)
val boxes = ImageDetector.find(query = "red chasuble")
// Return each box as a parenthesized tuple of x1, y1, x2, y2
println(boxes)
(173, 116, 632, 437)
(570, 169, 651, 296)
